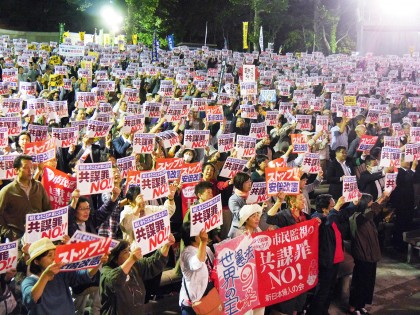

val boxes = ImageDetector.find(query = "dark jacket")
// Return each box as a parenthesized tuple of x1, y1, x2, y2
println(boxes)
(358, 170, 384, 201)
(266, 208, 311, 228)
(100, 250, 168, 315)
(112, 136, 131, 159)
(312, 204, 355, 268)
(68, 199, 118, 237)
(327, 158, 354, 200)
(349, 203, 382, 263)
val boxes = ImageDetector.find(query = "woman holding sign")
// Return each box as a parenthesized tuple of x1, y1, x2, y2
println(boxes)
(100, 236, 175, 315)
(21, 237, 105, 315)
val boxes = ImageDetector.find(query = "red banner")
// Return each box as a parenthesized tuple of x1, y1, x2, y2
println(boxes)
(42, 166, 77, 209)
(252, 219, 319, 307)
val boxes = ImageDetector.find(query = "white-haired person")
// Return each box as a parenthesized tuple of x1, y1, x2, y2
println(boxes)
(21, 237, 106, 315)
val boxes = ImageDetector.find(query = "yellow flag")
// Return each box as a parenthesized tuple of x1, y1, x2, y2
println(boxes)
(132, 34, 138, 45)
(243, 22, 248, 50)
(79, 32, 85, 41)
(50, 74, 64, 87)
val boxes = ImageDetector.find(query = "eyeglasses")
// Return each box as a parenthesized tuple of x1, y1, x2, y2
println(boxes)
(78, 206, 90, 211)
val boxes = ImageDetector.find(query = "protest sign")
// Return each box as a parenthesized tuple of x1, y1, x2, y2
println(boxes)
(344, 95, 356, 106)
(116, 155, 136, 178)
(51, 126, 78, 148)
(25, 207, 68, 243)
(27, 98, 48, 117)
(259, 89, 276, 102)
(24, 138, 55, 156)
(404, 143, 420, 162)
(214, 234, 260, 314)
(410, 127, 420, 143)
(123, 88, 140, 102)
(384, 173, 398, 193)
(236, 135, 257, 158)
(155, 158, 184, 182)
(139, 169, 170, 201)
(265, 110, 279, 126)
(357, 135, 378, 152)
(265, 167, 300, 196)
(249, 122, 267, 139)
(180, 162, 202, 184)
(252, 219, 319, 307)
(133, 133, 155, 154)
(28, 124, 49, 142)
(58, 44, 85, 57)
(380, 147, 401, 168)
(267, 157, 287, 168)
(240, 104, 258, 119)
(301, 153, 321, 174)
(97, 81, 115, 92)
(383, 136, 400, 148)
(379, 114, 391, 128)
(0, 241, 18, 274)
(0, 127, 8, 148)
(242, 65, 256, 82)
(0, 155, 17, 180)
(190, 194, 223, 236)
(0, 82, 9, 95)
(315, 115, 329, 132)
(291, 134, 308, 153)
(205, 105, 224, 122)
(76, 92, 96, 109)
(2, 68, 18, 88)
(55, 238, 111, 271)
(76, 161, 114, 195)
(122, 114, 145, 134)
(296, 115, 312, 131)
(184, 129, 210, 149)
(219, 157, 248, 179)
(342, 176, 359, 202)
(247, 182, 269, 204)
(217, 133, 236, 153)
(365, 110, 380, 124)
(42, 166, 77, 209)
(85, 120, 113, 138)
(157, 130, 179, 149)
(19, 82, 36, 98)
(132, 209, 171, 255)
(70, 230, 119, 249)
(0, 98, 22, 114)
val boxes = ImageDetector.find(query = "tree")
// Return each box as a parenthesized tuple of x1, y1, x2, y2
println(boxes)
(229, 0, 288, 51)
(315, 0, 356, 54)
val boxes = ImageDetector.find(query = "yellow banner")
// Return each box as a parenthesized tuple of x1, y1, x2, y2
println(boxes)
(49, 55, 61, 65)
(50, 74, 63, 87)
(103, 33, 111, 46)
(41, 44, 51, 52)
(132, 34, 138, 45)
(243, 22, 248, 50)
(88, 51, 99, 61)
(81, 61, 92, 71)
(28, 44, 37, 50)
(79, 32, 85, 42)
(344, 95, 357, 106)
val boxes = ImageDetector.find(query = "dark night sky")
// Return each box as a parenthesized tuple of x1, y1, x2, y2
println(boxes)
(0, 0, 126, 33)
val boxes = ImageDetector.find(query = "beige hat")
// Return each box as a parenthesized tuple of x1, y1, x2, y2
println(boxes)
(26, 237, 56, 265)
(239, 204, 263, 227)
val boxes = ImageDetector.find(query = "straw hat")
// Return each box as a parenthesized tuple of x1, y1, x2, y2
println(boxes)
(239, 204, 263, 227)
(26, 237, 56, 265)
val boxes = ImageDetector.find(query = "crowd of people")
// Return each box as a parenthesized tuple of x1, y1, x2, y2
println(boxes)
(0, 34, 420, 315)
